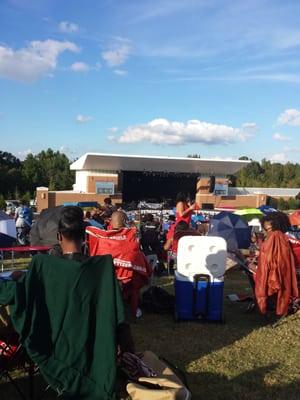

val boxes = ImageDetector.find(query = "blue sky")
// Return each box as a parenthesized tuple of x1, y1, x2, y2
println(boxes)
(0, 0, 300, 163)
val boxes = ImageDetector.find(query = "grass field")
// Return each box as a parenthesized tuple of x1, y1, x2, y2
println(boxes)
(1, 261, 300, 400)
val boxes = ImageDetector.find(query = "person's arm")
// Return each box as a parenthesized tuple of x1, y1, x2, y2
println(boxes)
(176, 202, 195, 217)
(164, 238, 173, 251)
(14, 207, 19, 222)
(0, 271, 25, 305)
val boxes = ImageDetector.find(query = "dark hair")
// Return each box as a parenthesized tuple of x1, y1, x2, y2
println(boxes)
(143, 213, 154, 223)
(58, 206, 85, 241)
(104, 197, 112, 205)
(168, 215, 176, 222)
(176, 192, 188, 204)
(260, 211, 291, 233)
(175, 221, 189, 233)
(85, 211, 91, 219)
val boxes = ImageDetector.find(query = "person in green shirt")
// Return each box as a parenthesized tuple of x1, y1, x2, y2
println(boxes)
(0, 206, 134, 399)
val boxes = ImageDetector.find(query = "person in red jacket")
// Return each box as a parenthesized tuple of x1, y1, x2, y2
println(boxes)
(255, 212, 299, 316)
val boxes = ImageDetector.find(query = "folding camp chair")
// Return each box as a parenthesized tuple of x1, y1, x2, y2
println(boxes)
(235, 251, 300, 316)
(0, 332, 35, 400)
(86, 226, 152, 316)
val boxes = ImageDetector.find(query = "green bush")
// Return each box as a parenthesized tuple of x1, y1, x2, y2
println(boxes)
(0, 194, 6, 210)
(277, 197, 289, 210)
(288, 197, 297, 210)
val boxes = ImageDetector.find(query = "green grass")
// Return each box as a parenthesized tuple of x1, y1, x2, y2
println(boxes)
(1, 267, 300, 399)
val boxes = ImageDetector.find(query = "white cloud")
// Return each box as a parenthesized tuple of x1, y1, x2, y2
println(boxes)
(269, 153, 288, 163)
(76, 114, 93, 123)
(116, 118, 253, 145)
(108, 127, 119, 133)
(0, 40, 80, 82)
(273, 132, 290, 141)
(241, 122, 259, 135)
(71, 62, 90, 72)
(17, 149, 32, 160)
(277, 108, 300, 126)
(114, 69, 127, 76)
(102, 38, 132, 67)
(59, 21, 79, 33)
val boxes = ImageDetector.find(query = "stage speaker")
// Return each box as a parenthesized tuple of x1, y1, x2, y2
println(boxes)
(209, 176, 215, 193)
(202, 203, 214, 210)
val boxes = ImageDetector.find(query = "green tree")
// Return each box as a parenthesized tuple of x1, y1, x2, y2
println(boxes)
(21, 191, 31, 204)
(187, 154, 201, 158)
(0, 194, 6, 210)
(288, 197, 297, 210)
(277, 197, 288, 210)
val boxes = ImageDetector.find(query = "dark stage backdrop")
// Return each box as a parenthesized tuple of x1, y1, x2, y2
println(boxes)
(120, 171, 198, 203)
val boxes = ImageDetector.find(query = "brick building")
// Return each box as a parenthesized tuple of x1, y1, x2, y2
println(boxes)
(36, 153, 299, 212)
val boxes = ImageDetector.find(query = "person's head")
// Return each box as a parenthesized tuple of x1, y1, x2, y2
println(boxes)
(168, 215, 176, 222)
(58, 206, 85, 252)
(197, 223, 208, 235)
(20, 199, 27, 207)
(176, 192, 188, 204)
(84, 210, 91, 220)
(144, 213, 154, 223)
(111, 211, 128, 229)
(175, 221, 189, 234)
(260, 211, 291, 234)
(104, 197, 112, 206)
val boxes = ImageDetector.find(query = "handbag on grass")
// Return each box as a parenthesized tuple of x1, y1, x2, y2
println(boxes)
(124, 351, 191, 400)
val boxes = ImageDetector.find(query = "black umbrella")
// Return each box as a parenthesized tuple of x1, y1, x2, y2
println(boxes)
(30, 206, 63, 246)
(208, 211, 251, 251)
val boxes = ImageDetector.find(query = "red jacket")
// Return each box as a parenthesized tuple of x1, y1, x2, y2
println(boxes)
(255, 231, 299, 316)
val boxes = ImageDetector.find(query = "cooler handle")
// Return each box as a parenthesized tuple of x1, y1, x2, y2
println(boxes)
(193, 273, 210, 318)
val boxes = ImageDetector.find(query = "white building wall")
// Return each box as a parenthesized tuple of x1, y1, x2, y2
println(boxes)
(73, 170, 118, 193)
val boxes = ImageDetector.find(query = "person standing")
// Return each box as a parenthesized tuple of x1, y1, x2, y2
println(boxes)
(15, 200, 33, 245)
(175, 192, 196, 225)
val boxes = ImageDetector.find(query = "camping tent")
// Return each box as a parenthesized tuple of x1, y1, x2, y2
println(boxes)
(0, 211, 16, 247)
(30, 206, 63, 246)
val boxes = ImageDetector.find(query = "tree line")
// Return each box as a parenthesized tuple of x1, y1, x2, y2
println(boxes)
(0, 149, 74, 203)
(234, 156, 300, 188)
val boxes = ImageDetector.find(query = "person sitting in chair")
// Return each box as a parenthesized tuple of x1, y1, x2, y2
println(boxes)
(0, 206, 134, 399)
(255, 212, 299, 316)
(87, 211, 152, 318)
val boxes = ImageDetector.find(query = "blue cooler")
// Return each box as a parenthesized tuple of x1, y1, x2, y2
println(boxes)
(175, 271, 224, 321)
(174, 236, 227, 322)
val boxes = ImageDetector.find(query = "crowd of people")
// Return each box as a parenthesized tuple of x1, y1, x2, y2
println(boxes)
(0, 193, 300, 398)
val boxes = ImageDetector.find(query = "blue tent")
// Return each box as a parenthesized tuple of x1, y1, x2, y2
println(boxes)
(208, 211, 251, 251)
(0, 211, 16, 247)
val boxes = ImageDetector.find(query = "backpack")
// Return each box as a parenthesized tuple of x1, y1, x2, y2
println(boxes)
(142, 286, 175, 314)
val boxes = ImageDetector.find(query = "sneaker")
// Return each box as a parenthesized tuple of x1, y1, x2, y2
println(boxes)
(136, 307, 142, 318)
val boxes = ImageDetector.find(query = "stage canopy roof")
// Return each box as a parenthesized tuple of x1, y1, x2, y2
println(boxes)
(70, 153, 250, 175)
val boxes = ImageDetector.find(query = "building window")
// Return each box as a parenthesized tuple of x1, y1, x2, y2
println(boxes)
(95, 182, 115, 195)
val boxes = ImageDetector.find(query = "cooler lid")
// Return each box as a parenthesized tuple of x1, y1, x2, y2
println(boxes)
(177, 236, 227, 279)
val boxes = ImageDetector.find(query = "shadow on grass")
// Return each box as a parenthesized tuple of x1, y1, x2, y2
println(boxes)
(0, 374, 56, 399)
(134, 269, 267, 364)
(189, 364, 300, 400)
